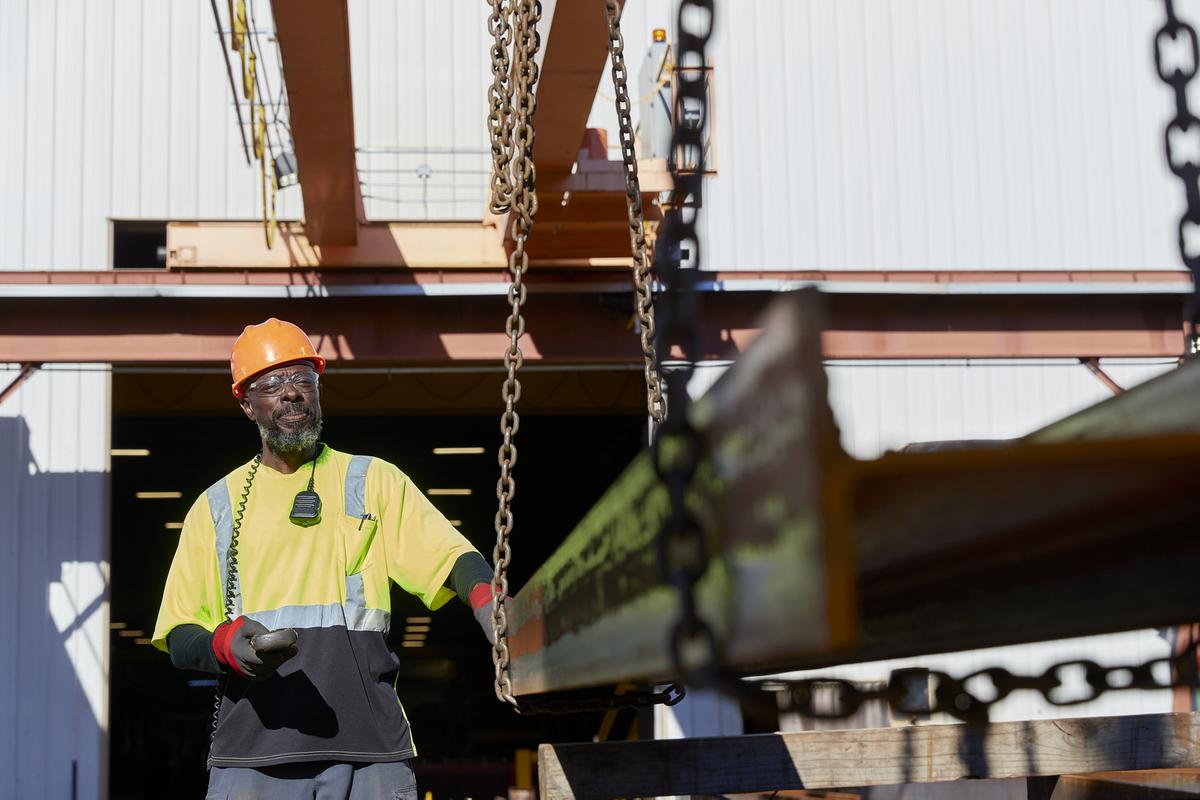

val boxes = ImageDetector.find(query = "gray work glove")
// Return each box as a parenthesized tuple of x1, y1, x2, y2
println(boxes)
(474, 600, 498, 646)
(212, 616, 298, 681)
(470, 584, 508, 646)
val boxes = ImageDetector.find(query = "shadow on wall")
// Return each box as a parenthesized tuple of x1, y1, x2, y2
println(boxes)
(0, 416, 109, 800)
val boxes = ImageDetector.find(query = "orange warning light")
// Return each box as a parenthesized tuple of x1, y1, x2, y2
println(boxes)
(653, 28, 667, 43)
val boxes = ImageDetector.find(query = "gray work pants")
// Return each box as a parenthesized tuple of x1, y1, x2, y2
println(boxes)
(207, 759, 418, 800)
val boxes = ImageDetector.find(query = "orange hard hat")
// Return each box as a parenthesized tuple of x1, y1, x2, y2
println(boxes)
(230, 318, 326, 397)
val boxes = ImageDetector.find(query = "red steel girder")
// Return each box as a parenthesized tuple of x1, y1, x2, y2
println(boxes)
(272, 0, 360, 246)
(533, 3, 625, 177)
(0, 287, 1186, 364)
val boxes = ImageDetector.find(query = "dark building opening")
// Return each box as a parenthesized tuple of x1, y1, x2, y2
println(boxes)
(111, 221, 168, 268)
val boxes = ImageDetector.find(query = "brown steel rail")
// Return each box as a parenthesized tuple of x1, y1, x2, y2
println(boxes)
(0, 275, 1187, 363)
(0, 268, 1191, 286)
(271, 0, 360, 245)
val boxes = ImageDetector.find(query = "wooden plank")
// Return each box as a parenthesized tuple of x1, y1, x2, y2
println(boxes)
(538, 712, 1200, 800)
(506, 290, 857, 695)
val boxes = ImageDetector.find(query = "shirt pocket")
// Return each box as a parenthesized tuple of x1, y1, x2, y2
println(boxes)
(339, 513, 379, 576)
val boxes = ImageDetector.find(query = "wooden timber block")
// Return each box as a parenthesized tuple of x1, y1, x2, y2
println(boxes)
(537, 712, 1200, 800)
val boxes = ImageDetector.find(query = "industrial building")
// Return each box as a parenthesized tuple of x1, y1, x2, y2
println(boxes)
(2, 1, 1199, 798)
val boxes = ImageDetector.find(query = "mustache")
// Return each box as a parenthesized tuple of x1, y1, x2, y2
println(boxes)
(273, 401, 312, 422)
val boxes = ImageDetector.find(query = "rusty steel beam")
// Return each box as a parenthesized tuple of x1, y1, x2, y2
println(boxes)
(506, 291, 857, 695)
(272, 0, 359, 246)
(502, 290, 1200, 696)
(1047, 771, 1200, 800)
(1055, 770, 1200, 798)
(851, 428, 1200, 598)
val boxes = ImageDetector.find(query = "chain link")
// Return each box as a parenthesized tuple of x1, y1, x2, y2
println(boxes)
(652, 0, 717, 690)
(758, 639, 1200, 726)
(516, 683, 687, 715)
(604, 0, 666, 427)
(1154, 0, 1200, 355)
(491, 0, 541, 712)
(486, 0, 517, 215)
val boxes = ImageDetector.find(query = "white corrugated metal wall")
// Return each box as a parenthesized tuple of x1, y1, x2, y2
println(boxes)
(591, 0, 1194, 272)
(350, 1, 493, 221)
(686, 357, 1177, 459)
(0, 366, 110, 800)
(0, 0, 300, 270)
(825, 357, 1176, 458)
(2, 0, 1193, 252)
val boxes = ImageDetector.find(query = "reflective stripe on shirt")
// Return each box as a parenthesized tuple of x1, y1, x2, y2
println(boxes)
(244, 601, 390, 633)
(207, 453, 378, 627)
(344, 455, 372, 518)
(208, 477, 241, 618)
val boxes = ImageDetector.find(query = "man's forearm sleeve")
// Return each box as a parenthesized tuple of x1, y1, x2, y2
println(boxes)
(447, 551, 494, 606)
(166, 623, 223, 673)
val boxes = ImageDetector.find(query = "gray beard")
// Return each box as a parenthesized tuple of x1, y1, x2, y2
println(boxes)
(258, 415, 323, 456)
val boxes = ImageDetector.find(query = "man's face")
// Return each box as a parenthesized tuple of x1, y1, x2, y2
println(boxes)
(238, 361, 324, 455)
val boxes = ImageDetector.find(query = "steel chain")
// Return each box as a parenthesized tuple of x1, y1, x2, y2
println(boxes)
(485, 0, 689, 717)
(651, 0, 718, 689)
(516, 683, 687, 715)
(1154, 0, 1200, 355)
(604, 0, 666, 427)
(759, 639, 1200, 725)
(486, 0, 517, 215)
(491, 0, 541, 712)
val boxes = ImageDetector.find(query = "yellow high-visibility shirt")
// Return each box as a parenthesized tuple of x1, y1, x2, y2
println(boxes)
(152, 445, 478, 768)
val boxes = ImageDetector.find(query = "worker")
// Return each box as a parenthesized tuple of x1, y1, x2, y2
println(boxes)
(152, 318, 499, 799)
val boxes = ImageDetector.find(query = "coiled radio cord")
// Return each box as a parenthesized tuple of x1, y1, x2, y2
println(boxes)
(208, 453, 262, 764)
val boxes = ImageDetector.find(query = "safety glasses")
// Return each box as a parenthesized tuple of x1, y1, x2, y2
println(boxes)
(247, 369, 320, 397)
